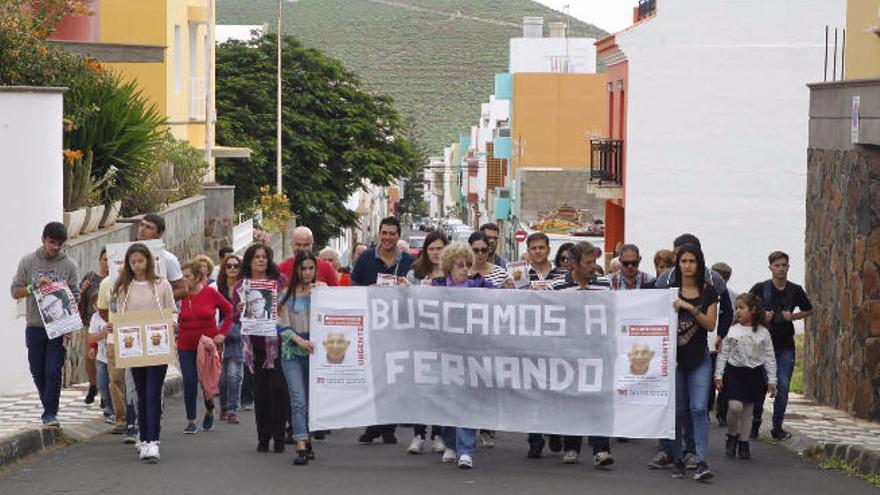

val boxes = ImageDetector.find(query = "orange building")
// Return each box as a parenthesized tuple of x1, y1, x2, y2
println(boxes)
(510, 73, 608, 170)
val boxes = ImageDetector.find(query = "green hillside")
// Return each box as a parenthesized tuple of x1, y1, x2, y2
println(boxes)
(217, 0, 606, 155)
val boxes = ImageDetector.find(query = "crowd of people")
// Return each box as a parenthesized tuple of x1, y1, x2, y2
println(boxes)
(11, 214, 813, 482)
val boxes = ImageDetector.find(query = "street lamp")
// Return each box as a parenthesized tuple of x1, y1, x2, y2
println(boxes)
(277, 0, 297, 194)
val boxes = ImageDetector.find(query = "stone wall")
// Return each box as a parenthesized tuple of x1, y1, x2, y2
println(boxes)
(804, 148, 880, 420)
(517, 168, 605, 225)
(203, 185, 235, 262)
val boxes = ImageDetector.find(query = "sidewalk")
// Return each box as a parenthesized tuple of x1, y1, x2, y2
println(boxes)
(761, 393, 880, 476)
(0, 366, 181, 468)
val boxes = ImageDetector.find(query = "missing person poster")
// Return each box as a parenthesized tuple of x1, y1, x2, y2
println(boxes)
(614, 320, 671, 407)
(35, 281, 82, 339)
(312, 309, 368, 391)
(241, 279, 278, 337)
(110, 309, 177, 368)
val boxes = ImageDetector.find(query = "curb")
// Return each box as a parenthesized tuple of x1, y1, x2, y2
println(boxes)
(0, 374, 182, 469)
(762, 413, 880, 477)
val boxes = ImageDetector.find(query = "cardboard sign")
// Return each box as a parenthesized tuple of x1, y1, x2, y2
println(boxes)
(35, 281, 83, 339)
(110, 309, 177, 368)
(509, 261, 529, 289)
(106, 240, 167, 285)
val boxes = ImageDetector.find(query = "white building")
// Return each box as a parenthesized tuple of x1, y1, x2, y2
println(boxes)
(616, 0, 846, 293)
(509, 17, 597, 73)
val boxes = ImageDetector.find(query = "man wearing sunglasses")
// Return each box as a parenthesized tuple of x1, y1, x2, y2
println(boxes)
(609, 244, 655, 290)
(479, 223, 508, 268)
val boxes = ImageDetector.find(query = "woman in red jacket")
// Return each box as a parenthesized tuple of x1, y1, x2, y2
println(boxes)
(178, 260, 232, 434)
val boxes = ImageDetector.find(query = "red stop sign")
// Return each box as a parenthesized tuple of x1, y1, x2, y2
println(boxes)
(515, 230, 527, 243)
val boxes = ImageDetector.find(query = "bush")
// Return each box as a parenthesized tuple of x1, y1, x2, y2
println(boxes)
(154, 133, 209, 202)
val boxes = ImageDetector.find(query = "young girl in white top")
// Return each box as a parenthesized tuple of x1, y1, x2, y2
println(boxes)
(715, 292, 777, 460)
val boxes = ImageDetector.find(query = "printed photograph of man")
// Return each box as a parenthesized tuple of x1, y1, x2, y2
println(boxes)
(323, 331, 351, 365)
(245, 289, 271, 320)
(627, 342, 655, 376)
(39, 291, 71, 324)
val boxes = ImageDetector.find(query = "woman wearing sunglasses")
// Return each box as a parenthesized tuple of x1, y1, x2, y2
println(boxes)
(468, 232, 513, 289)
(212, 254, 246, 423)
(554, 242, 575, 272)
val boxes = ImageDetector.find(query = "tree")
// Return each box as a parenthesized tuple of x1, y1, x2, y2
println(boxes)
(215, 33, 421, 246)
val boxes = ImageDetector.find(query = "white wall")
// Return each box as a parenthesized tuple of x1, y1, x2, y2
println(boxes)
(0, 88, 65, 395)
(617, 0, 846, 294)
(509, 37, 597, 74)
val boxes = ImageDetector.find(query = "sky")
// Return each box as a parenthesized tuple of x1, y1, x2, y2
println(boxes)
(533, 0, 640, 34)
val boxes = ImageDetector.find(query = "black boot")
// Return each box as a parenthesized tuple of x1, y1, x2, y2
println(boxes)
(293, 448, 308, 465)
(273, 436, 286, 453)
(725, 434, 739, 458)
(749, 420, 761, 440)
(737, 441, 751, 460)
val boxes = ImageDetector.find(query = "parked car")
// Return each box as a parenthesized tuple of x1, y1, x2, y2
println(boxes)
(408, 235, 426, 257)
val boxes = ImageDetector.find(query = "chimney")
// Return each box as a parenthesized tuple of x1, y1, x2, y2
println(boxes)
(548, 21, 566, 38)
(522, 17, 543, 38)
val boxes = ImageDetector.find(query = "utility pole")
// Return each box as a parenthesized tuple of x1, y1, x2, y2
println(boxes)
(204, 0, 215, 182)
(276, 0, 283, 194)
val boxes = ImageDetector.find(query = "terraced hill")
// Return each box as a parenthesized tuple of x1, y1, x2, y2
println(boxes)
(217, 0, 606, 154)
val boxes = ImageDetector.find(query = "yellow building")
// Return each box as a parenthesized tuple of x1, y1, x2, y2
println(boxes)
(845, 0, 880, 79)
(99, 0, 213, 153)
(511, 74, 608, 170)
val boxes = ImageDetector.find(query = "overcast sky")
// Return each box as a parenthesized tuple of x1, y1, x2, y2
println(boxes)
(533, 0, 640, 34)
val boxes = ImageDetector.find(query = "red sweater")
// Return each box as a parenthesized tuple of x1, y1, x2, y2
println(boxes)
(177, 286, 233, 351)
(277, 256, 340, 286)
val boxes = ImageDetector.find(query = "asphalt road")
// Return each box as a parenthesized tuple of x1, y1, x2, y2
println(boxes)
(1, 393, 875, 495)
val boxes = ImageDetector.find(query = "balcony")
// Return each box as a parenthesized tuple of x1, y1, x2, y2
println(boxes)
(189, 76, 206, 120)
(637, 0, 656, 21)
(587, 139, 624, 200)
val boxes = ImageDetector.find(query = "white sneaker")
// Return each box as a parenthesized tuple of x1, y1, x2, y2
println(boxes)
(479, 431, 495, 449)
(593, 451, 614, 468)
(407, 436, 425, 454)
(138, 442, 149, 461)
(458, 454, 474, 469)
(432, 436, 446, 453)
(441, 448, 457, 463)
(562, 450, 579, 464)
(142, 442, 160, 463)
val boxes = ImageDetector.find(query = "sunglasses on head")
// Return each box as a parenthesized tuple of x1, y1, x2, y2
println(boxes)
(621, 260, 640, 267)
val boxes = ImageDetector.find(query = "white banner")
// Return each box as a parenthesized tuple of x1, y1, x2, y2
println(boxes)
(309, 286, 678, 439)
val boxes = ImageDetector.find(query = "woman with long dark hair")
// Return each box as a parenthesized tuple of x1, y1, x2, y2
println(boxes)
(214, 254, 248, 422)
(106, 243, 176, 463)
(278, 250, 325, 465)
(468, 232, 512, 289)
(405, 230, 447, 285)
(662, 243, 719, 481)
(232, 243, 288, 453)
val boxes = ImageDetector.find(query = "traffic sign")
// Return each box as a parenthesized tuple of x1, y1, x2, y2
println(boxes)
(515, 230, 527, 243)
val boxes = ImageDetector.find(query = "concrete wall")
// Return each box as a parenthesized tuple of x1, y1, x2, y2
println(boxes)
(517, 168, 605, 225)
(616, 0, 846, 294)
(0, 88, 65, 396)
(805, 79, 880, 420)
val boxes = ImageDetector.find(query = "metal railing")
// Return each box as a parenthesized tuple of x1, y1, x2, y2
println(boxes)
(638, 0, 656, 20)
(190, 76, 206, 120)
(590, 139, 623, 186)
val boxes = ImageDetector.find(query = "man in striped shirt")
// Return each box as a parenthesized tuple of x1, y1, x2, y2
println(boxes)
(608, 244, 655, 290)
(525, 232, 567, 289)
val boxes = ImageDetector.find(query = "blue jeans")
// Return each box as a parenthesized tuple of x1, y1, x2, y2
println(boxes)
(179, 350, 199, 421)
(219, 358, 244, 413)
(25, 326, 66, 420)
(280, 355, 309, 441)
(131, 365, 167, 442)
(662, 352, 711, 462)
(442, 426, 476, 457)
(754, 348, 795, 429)
(96, 360, 112, 417)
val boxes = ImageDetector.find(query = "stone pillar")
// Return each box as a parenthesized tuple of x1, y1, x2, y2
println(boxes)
(203, 185, 235, 262)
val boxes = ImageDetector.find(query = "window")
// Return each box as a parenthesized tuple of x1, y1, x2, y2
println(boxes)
(174, 25, 182, 95)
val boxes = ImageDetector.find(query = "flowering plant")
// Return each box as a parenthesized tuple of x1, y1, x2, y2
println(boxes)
(257, 185, 292, 233)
